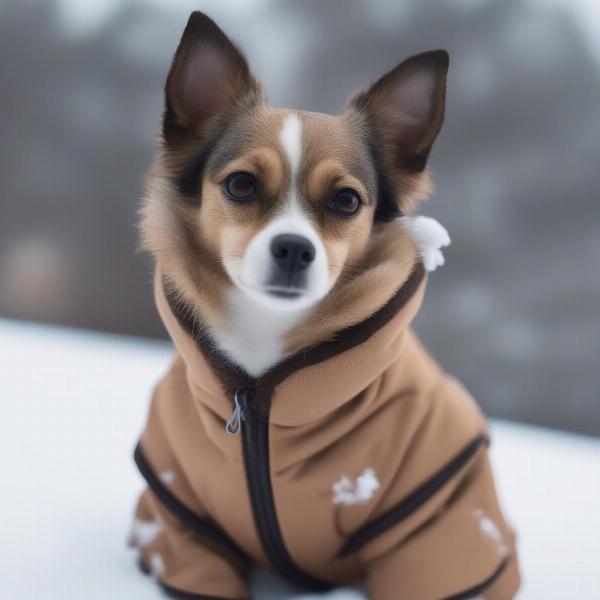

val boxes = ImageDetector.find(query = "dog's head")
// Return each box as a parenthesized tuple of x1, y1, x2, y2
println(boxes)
(143, 12, 447, 322)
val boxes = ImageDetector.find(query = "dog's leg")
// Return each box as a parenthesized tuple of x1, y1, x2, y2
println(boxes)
(361, 453, 520, 600)
(130, 489, 252, 599)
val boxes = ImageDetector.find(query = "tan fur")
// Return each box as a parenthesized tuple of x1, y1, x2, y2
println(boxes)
(142, 19, 444, 365)
(214, 146, 285, 200)
(142, 104, 429, 358)
(285, 220, 418, 353)
(140, 159, 230, 334)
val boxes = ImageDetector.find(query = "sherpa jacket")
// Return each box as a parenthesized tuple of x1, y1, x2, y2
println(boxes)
(131, 262, 520, 600)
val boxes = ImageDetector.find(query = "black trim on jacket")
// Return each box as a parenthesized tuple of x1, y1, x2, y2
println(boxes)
(339, 434, 490, 556)
(441, 558, 509, 600)
(134, 443, 250, 564)
(164, 261, 426, 402)
(159, 262, 426, 592)
(239, 388, 334, 592)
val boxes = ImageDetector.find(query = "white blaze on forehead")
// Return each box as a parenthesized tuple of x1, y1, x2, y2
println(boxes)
(277, 113, 310, 223)
(279, 113, 303, 177)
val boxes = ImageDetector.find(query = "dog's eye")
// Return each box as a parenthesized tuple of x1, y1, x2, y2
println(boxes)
(222, 172, 257, 203)
(328, 188, 361, 217)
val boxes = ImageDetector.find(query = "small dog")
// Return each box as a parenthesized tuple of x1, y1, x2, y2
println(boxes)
(131, 12, 520, 600)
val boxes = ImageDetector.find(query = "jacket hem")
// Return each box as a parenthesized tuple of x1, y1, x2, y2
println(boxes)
(440, 558, 509, 600)
(161, 581, 250, 600)
(139, 556, 249, 600)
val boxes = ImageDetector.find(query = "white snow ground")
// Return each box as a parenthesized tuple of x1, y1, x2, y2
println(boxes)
(1, 318, 599, 599)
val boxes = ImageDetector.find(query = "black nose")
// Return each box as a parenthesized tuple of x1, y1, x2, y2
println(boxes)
(270, 234, 316, 275)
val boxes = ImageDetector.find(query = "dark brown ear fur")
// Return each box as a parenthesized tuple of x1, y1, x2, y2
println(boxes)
(161, 12, 263, 199)
(348, 50, 448, 219)
(163, 11, 261, 143)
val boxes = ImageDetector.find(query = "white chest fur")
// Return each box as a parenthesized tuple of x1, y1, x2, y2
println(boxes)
(211, 216, 450, 377)
(212, 287, 308, 377)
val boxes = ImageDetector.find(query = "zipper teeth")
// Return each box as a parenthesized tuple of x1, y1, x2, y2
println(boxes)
(246, 403, 286, 562)
(239, 389, 333, 592)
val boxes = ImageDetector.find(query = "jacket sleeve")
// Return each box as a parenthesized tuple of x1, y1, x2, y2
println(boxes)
(355, 378, 521, 600)
(364, 449, 520, 600)
(131, 487, 251, 599)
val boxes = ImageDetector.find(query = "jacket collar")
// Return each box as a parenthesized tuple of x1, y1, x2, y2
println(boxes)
(155, 262, 426, 426)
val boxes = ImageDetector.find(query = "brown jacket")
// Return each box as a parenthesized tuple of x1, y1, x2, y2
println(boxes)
(131, 262, 520, 600)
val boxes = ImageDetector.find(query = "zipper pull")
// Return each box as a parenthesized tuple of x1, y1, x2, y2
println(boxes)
(226, 389, 247, 436)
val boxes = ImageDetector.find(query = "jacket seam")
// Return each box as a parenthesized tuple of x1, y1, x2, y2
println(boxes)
(440, 557, 509, 600)
(338, 433, 490, 556)
(133, 442, 251, 564)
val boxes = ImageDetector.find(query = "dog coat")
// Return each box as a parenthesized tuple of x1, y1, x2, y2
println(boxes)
(131, 261, 520, 599)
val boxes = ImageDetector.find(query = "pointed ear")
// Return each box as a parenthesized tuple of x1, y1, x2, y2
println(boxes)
(163, 12, 261, 143)
(348, 50, 449, 173)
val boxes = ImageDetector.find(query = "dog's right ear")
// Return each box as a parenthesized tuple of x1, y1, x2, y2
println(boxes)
(163, 12, 261, 143)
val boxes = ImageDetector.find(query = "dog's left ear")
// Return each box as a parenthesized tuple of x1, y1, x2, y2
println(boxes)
(348, 50, 449, 174)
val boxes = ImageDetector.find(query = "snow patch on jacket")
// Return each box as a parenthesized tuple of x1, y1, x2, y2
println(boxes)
(128, 519, 163, 548)
(332, 468, 381, 505)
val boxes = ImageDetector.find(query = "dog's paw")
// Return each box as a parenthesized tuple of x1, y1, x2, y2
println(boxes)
(400, 215, 451, 272)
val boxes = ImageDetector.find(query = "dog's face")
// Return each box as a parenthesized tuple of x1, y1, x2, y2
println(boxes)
(197, 108, 379, 311)
(144, 12, 447, 317)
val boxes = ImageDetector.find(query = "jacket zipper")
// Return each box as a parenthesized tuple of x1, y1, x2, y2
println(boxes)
(229, 387, 333, 592)
(225, 389, 246, 435)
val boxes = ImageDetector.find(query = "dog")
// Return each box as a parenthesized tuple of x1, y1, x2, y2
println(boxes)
(130, 12, 520, 600)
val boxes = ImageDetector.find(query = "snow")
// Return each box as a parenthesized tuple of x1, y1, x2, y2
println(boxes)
(474, 509, 509, 557)
(401, 215, 451, 272)
(148, 553, 165, 578)
(159, 470, 176, 485)
(332, 468, 381, 505)
(1, 318, 599, 599)
(129, 519, 163, 548)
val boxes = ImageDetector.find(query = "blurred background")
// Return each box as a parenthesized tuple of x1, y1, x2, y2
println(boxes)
(1, 0, 598, 435)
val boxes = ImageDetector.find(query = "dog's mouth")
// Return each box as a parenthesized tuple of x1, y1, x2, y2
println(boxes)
(264, 286, 304, 300)
(234, 275, 310, 306)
